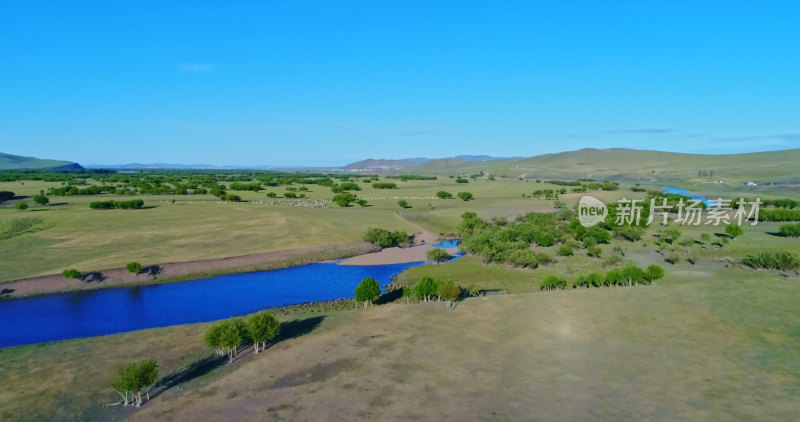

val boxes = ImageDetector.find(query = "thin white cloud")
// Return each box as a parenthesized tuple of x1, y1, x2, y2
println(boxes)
(178, 63, 215, 74)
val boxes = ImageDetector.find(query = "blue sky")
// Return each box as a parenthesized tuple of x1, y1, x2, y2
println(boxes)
(1, 1, 799, 166)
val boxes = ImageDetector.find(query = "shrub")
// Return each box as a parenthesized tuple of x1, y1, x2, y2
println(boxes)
(0, 191, 14, 202)
(284, 192, 297, 198)
(457, 192, 473, 201)
(338, 182, 361, 191)
(90, 199, 145, 209)
(398, 200, 409, 208)
(573, 272, 604, 288)
(62, 269, 80, 279)
(363, 228, 411, 248)
(587, 246, 602, 258)
(540, 274, 567, 291)
(742, 251, 800, 271)
(427, 248, 452, 263)
(356, 199, 368, 207)
(665, 252, 681, 264)
(779, 223, 800, 238)
(557, 245, 574, 256)
(506, 249, 539, 268)
(266, 192, 277, 198)
(126, 262, 142, 274)
(759, 209, 800, 222)
(33, 194, 49, 206)
(332, 193, 357, 207)
(436, 191, 453, 199)
(372, 182, 397, 189)
(15, 201, 28, 211)
(604, 255, 622, 266)
(455, 178, 469, 183)
(724, 224, 743, 238)
(644, 264, 665, 282)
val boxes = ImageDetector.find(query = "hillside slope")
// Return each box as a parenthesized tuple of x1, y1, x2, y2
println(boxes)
(404, 148, 800, 184)
(0, 152, 82, 170)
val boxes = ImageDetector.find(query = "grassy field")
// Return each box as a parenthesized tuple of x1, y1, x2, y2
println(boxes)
(1, 176, 634, 281)
(1, 267, 798, 421)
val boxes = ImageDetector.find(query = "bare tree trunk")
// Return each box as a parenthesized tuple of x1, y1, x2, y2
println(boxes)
(254, 342, 260, 354)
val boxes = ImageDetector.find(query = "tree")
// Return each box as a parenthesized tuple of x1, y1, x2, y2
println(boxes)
(33, 191, 49, 206)
(397, 200, 409, 208)
(62, 269, 80, 279)
(457, 192, 473, 201)
(436, 191, 453, 199)
(413, 276, 438, 302)
(0, 191, 14, 203)
(436, 280, 461, 309)
(266, 192, 277, 198)
(126, 262, 142, 275)
(725, 224, 743, 238)
(204, 324, 225, 357)
(247, 311, 281, 354)
(356, 199, 368, 207)
(218, 318, 246, 363)
(110, 359, 159, 407)
(354, 277, 381, 308)
(426, 248, 452, 263)
(15, 201, 28, 211)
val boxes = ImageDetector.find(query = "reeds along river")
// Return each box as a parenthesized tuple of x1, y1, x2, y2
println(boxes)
(0, 261, 431, 348)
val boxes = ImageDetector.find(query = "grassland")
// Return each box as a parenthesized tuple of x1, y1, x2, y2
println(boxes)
(1, 267, 798, 421)
(1, 176, 631, 282)
(1, 165, 799, 421)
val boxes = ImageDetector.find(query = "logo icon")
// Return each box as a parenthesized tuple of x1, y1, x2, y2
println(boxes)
(578, 196, 607, 227)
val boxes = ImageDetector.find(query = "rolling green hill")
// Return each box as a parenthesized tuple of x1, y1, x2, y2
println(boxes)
(0, 152, 82, 170)
(404, 148, 800, 185)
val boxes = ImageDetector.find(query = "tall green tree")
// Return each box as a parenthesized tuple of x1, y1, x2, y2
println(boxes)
(247, 312, 281, 354)
(110, 359, 159, 407)
(354, 277, 381, 308)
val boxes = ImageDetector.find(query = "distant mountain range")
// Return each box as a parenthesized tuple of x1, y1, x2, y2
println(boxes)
(0, 152, 83, 171)
(341, 155, 510, 172)
(4, 149, 800, 184)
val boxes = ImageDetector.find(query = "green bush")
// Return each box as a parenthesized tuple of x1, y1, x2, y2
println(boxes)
(587, 246, 602, 258)
(724, 224, 744, 238)
(266, 192, 277, 198)
(15, 201, 28, 211)
(742, 251, 800, 271)
(354, 277, 381, 308)
(372, 182, 397, 189)
(413, 276, 439, 301)
(778, 223, 800, 238)
(332, 193, 357, 207)
(540, 274, 567, 291)
(457, 192, 473, 201)
(90, 199, 144, 209)
(427, 248, 452, 263)
(363, 228, 411, 248)
(436, 191, 453, 199)
(126, 262, 142, 274)
(397, 200, 409, 208)
(63, 269, 80, 279)
(557, 245, 573, 256)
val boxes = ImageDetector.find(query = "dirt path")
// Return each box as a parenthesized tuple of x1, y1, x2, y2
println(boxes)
(0, 243, 374, 298)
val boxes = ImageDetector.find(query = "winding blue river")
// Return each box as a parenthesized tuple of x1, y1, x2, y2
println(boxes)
(0, 261, 426, 348)
(662, 186, 714, 206)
